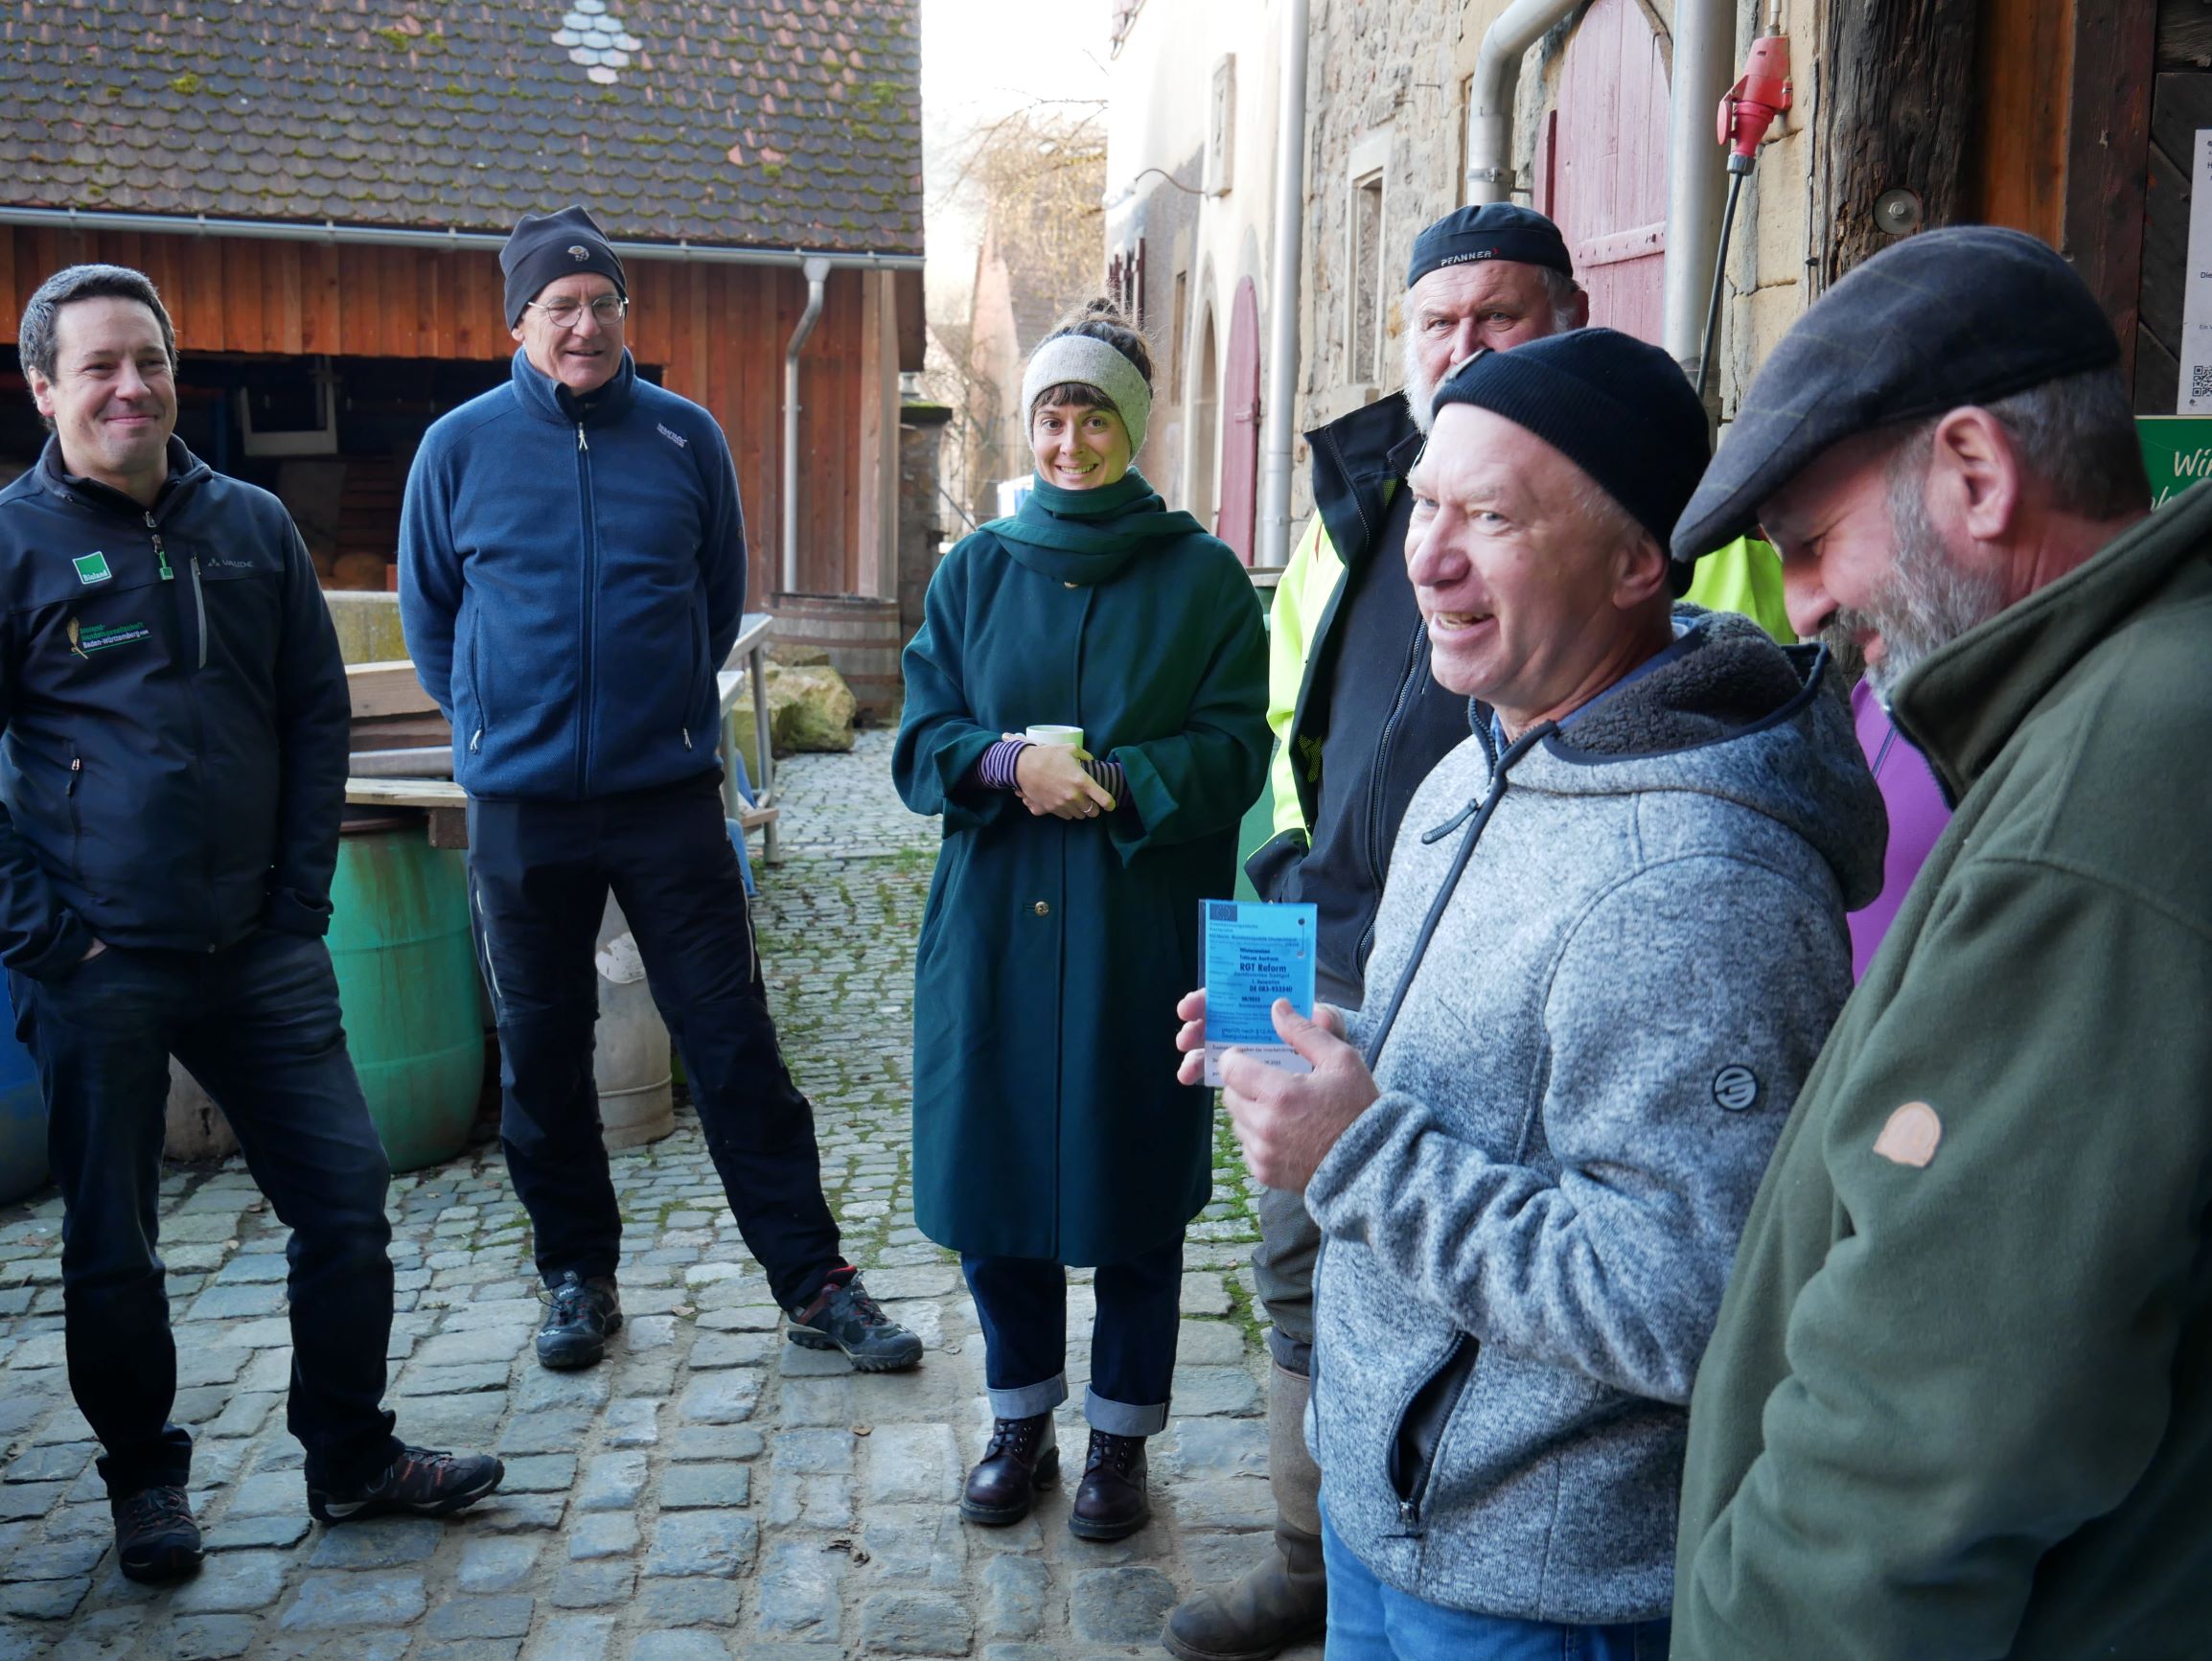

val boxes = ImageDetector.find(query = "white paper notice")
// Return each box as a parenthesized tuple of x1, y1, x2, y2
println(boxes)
(2178, 130, 2212, 413)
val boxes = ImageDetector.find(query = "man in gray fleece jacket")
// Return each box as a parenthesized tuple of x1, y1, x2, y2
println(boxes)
(1178, 331, 1884, 1658)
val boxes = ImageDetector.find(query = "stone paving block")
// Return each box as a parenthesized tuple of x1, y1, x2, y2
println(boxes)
(1162, 1417, 1268, 1481)
(167, 1612, 262, 1659)
(1, 1442, 92, 1485)
(398, 1363, 512, 1396)
(775, 1376, 854, 1428)
(1070, 1564, 1180, 1643)
(667, 1425, 766, 1464)
(646, 1508, 759, 1578)
(173, 1346, 252, 1389)
(678, 1370, 762, 1424)
(1178, 1530, 1272, 1591)
(979, 1646, 1058, 1661)
(980, 1554, 1048, 1639)
(0, 1573, 88, 1619)
(693, 1303, 782, 1332)
(517, 1368, 611, 1412)
(1170, 1366, 1264, 1418)
(771, 1429, 855, 1475)
(395, 1393, 505, 1450)
(1178, 1274, 1233, 1317)
(858, 1588, 975, 1656)
(603, 1398, 660, 1448)
(577, 1451, 649, 1511)
(213, 1253, 290, 1284)
(28, 1405, 94, 1446)
(776, 1343, 852, 1377)
(864, 1422, 960, 1505)
(186, 1283, 288, 1321)
(498, 1453, 579, 1493)
(495, 1408, 593, 1457)
(624, 1315, 678, 1351)
(1170, 1477, 1274, 1532)
(455, 1534, 541, 1593)
(753, 1535, 845, 1639)
(0, 1482, 62, 1521)
(766, 1470, 855, 1531)
(632, 1574, 743, 1626)
(442, 1298, 541, 1332)
(214, 1318, 292, 1350)
(686, 1330, 773, 1370)
(424, 1593, 534, 1640)
(201, 1511, 311, 1551)
(858, 1504, 966, 1586)
(526, 1613, 615, 1661)
(279, 1569, 429, 1630)
(565, 1511, 640, 1559)
(414, 1327, 527, 1368)
(415, 1639, 524, 1661)
(547, 1557, 634, 1608)
(219, 1468, 304, 1518)
(2, 1536, 106, 1580)
(659, 1462, 749, 1510)
(37, 1499, 111, 1540)
(627, 1634, 728, 1661)
(172, 1549, 292, 1614)
(236, 1348, 294, 1392)
(1175, 1320, 1249, 1366)
(305, 1516, 444, 1568)
(203, 1390, 281, 1440)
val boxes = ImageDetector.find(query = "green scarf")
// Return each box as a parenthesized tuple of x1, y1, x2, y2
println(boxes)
(984, 469, 1206, 585)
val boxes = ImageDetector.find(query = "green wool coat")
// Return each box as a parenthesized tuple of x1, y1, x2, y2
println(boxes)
(892, 472, 1269, 1266)
(1673, 483, 2212, 1659)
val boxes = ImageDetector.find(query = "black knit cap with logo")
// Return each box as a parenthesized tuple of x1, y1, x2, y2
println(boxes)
(1406, 203, 1575, 288)
(501, 205, 628, 327)
(1430, 327, 1712, 558)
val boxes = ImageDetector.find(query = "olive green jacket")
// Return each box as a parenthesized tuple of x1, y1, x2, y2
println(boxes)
(1673, 484, 2212, 1659)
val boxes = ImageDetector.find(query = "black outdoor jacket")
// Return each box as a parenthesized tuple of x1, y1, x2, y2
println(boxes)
(0, 437, 349, 978)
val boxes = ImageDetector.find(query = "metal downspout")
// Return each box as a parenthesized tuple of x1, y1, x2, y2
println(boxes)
(1662, 0, 1737, 388)
(1465, 0, 1581, 205)
(781, 256, 832, 595)
(1256, 0, 1311, 569)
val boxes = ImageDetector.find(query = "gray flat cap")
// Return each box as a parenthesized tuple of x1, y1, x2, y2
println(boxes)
(1672, 226, 2121, 561)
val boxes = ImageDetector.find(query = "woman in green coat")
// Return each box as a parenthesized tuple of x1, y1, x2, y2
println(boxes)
(893, 300, 1269, 1542)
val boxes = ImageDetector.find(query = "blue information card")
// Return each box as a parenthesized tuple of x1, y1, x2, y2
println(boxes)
(1201, 899, 1318, 1087)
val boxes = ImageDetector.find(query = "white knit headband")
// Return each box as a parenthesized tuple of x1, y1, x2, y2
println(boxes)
(1021, 334, 1151, 455)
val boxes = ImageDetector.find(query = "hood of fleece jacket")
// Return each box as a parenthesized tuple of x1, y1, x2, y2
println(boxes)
(1471, 609, 1889, 911)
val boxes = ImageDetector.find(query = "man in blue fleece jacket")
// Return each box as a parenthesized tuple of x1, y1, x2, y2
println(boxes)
(400, 207, 918, 1375)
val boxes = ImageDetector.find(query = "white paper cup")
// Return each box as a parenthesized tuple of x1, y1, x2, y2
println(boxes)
(1025, 725, 1084, 749)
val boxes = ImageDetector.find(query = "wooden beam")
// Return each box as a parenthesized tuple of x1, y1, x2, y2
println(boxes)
(2063, 0, 2159, 384)
(1819, 0, 1984, 285)
(345, 660, 440, 720)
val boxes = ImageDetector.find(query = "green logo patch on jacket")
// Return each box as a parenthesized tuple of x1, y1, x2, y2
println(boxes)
(66, 617, 150, 658)
(73, 551, 111, 585)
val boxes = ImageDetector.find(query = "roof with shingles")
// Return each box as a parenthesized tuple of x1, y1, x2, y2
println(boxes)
(0, 0, 922, 255)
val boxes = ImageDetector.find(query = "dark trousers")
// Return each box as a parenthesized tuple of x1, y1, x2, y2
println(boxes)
(468, 771, 841, 1312)
(11, 930, 402, 1499)
(962, 1241, 1183, 1437)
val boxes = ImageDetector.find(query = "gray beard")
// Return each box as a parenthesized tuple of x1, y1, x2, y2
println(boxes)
(1820, 472, 2008, 703)
(1404, 353, 1439, 434)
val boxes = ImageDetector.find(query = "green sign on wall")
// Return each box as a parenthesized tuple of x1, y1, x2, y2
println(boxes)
(2136, 417, 2212, 509)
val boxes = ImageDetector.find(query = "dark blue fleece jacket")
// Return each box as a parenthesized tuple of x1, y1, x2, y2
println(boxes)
(399, 349, 746, 800)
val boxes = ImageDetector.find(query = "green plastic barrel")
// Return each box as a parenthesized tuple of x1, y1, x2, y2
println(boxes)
(328, 821, 485, 1172)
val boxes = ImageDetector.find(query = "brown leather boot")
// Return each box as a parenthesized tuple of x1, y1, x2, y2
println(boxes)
(1070, 1428, 1150, 1540)
(960, 1413, 1058, 1526)
(1161, 1363, 1327, 1660)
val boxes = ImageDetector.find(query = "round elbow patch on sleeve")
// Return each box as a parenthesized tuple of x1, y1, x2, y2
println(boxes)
(1874, 1101, 1943, 1168)
(1712, 1066, 1760, 1112)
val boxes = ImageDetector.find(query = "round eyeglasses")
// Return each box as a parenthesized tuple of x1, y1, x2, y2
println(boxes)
(524, 294, 629, 330)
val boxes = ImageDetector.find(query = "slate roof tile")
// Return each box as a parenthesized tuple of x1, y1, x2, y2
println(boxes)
(0, 0, 921, 254)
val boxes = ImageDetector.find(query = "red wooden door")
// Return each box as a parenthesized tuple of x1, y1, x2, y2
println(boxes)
(1540, 0, 1670, 342)
(1217, 277, 1261, 564)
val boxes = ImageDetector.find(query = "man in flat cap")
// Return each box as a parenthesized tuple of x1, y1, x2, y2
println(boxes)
(1178, 330, 1881, 1660)
(1671, 225, 2212, 1657)
(400, 206, 921, 1377)
(1175, 202, 1786, 1661)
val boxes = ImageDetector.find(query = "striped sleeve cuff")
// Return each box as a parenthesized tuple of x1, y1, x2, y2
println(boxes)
(976, 738, 1028, 790)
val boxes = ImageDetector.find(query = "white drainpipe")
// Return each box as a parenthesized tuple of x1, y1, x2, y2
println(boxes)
(1256, 0, 1312, 569)
(1465, 0, 1581, 205)
(1661, 0, 1738, 383)
(781, 256, 832, 595)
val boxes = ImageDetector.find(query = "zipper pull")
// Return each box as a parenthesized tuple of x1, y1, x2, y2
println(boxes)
(66, 757, 81, 796)
(1398, 1498, 1418, 1526)
(681, 727, 692, 750)
(147, 514, 173, 581)
(577, 425, 588, 452)
(470, 728, 483, 753)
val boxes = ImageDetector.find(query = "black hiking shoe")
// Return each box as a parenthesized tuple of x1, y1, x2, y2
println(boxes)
(535, 1271, 622, 1370)
(785, 1269, 924, 1373)
(112, 1485, 203, 1583)
(308, 1445, 505, 1526)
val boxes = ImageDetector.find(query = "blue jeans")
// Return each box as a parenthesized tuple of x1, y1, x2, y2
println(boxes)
(12, 930, 403, 1498)
(1322, 1514, 1671, 1660)
(962, 1241, 1183, 1435)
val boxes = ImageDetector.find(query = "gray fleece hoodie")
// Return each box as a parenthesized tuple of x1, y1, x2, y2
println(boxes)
(1306, 610, 1885, 1625)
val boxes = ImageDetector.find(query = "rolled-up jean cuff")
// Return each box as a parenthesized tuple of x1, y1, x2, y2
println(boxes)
(1086, 1385, 1169, 1437)
(985, 1373, 1069, 1421)
(1266, 1326, 1312, 1375)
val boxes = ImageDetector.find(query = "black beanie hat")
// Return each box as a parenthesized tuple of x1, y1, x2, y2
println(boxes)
(501, 205, 628, 327)
(1430, 328, 1711, 555)
(1407, 203, 1574, 288)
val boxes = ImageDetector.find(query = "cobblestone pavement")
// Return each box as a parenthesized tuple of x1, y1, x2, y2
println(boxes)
(0, 731, 1318, 1661)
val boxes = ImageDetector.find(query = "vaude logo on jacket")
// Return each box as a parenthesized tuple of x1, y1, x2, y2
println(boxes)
(657, 424, 688, 449)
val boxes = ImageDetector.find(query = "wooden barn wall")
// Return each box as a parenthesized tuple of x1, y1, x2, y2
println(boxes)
(0, 227, 882, 599)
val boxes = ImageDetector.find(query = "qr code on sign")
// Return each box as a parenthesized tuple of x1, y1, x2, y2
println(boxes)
(2192, 364, 2212, 402)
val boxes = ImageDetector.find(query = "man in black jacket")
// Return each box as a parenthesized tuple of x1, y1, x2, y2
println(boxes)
(0, 265, 501, 1584)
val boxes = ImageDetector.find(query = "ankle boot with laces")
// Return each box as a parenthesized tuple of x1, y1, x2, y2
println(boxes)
(960, 1411, 1059, 1525)
(1070, 1428, 1150, 1541)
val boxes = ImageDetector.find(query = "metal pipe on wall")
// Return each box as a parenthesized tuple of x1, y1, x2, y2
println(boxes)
(781, 257, 832, 595)
(1662, 0, 1738, 386)
(1256, 0, 1312, 569)
(1465, 0, 1581, 205)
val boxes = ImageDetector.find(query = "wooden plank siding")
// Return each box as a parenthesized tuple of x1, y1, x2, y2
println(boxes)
(0, 228, 887, 600)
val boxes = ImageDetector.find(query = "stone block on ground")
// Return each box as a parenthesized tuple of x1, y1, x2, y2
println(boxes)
(858, 1588, 976, 1656)
(1070, 1565, 1180, 1645)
